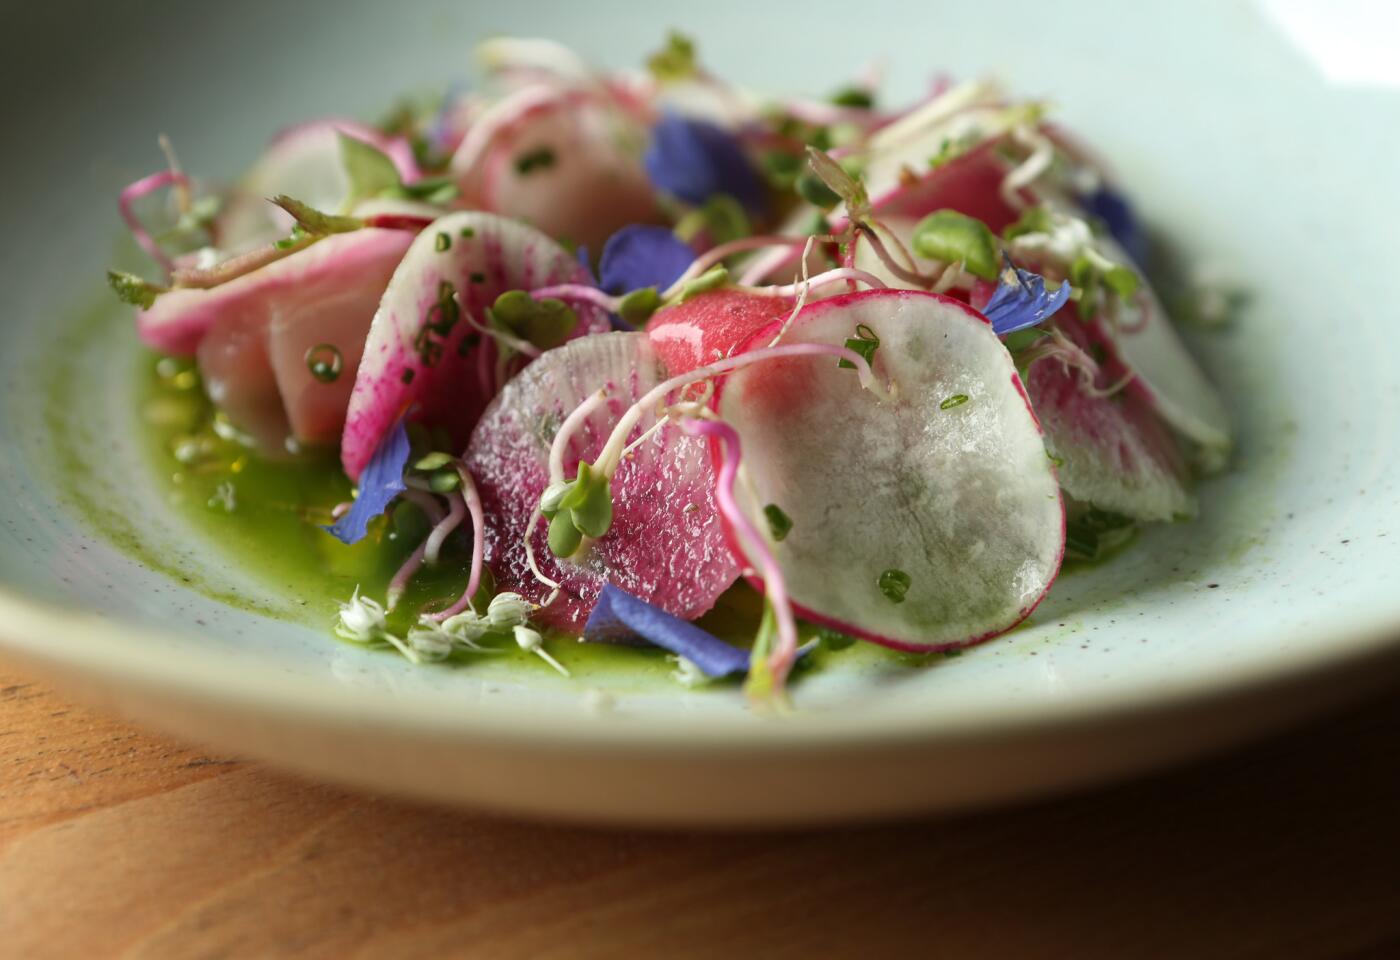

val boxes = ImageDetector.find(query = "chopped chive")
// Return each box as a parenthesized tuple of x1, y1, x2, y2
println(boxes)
(470, 272, 486, 284)
(514, 146, 557, 175)
(400, 368, 415, 384)
(763, 504, 793, 542)
(434, 231, 451, 252)
(414, 452, 453, 471)
(460, 226, 475, 238)
(939, 393, 969, 410)
(877, 568, 911, 604)
(838, 324, 880, 370)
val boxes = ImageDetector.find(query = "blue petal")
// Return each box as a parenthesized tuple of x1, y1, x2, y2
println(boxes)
(323, 420, 410, 545)
(1080, 185, 1148, 265)
(983, 259, 1072, 337)
(643, 112, 764, 212)
(574, 244, 597, 284)
(599, 225, 695, 295)
(583, 584, 750, 677)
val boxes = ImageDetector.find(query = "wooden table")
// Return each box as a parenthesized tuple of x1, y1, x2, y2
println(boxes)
(1, 664, 1397, 959)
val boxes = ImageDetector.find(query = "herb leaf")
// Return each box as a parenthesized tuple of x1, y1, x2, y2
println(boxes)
(339, 133, 403, 205)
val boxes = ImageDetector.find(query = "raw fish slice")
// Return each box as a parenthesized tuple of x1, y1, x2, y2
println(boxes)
(341, 211, 609, 480)
(1025, 314, 1194, 521)
(450, 89, 658, 251)
(645, 290, 795, 374)
(141, 229, 414, 451)
(465, 332, 738, 629)
(717, 289, 1064, 651)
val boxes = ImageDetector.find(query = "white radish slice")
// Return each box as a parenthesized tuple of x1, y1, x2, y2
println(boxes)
(718, 289, 1064, 651)
(341, 211, 608, 480)
(1095, 236, 1232, 466)
(465, 332, 737, 629)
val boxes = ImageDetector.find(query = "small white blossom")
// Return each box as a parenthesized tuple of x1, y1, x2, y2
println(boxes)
(488, 592, 530, 628)
(513, 624, 543, 652)
(441, 610, 492, 644)
(1007, 211, 1095, 265)
(406, 621, 455, 662)
(335, 586, 387, 643)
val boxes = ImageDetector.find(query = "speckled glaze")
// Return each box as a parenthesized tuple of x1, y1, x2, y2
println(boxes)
(0, 0, 1398, 824)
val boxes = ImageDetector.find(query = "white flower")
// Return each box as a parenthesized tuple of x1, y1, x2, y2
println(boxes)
(1007, 210, 1095, 265)
(488, 592, 530, 628)
(335, 586, 386, 642)
(513, 624, 543, 652)
(441, 609, 492, 642)
(406, 621, 455, 662)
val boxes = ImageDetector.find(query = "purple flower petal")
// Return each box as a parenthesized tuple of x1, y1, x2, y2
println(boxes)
(643, 112, 764, 212)
(583, 584, 749, 677)
(324, 420, 410, 544)
(575, 244, 597, 284)
(599, 225, 695, 295)
(1080, 184, 1148, 265)
(984, 259, 1071, 337)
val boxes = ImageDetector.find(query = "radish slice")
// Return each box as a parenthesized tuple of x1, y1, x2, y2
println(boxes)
(1095, 236, 1231, 465)
(717, 289, 1064, 651)
(341, 211, 609, 481)
(1025, 315, 1194, 521)
(646, 289, 796, 374)
(450, 89, 658, 252)
(465, 332, 738, 630)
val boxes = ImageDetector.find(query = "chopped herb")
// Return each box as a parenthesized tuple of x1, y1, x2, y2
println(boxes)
(1003, 205, 1055, 241)
(1065, 509, 1137, 562)
(877, 568, 912, 604)
(398, 176, 458, 205)
(274, 224, 309, 250)
(679, 265, 729, 301)
(829, 86, 874, 109)
(795, 170, 840, 209)
(816, 627, 856, 651)
(460, 227, 476, 238)
(617, 287, 662, 325)
(470, 272, 486, 284)
(838, 323, 880, 369)
(413, 452, 453, 471)
(763, 504, 793, 541)
(429, 469, 461, 493)
(1048, 452, 1065, 467)
(434, 232, 451, 252)
(400, 368, 415, 384)
(491, 290, 578, 350)
(514, 146, 557, 175)
(304, 343, 343, 383)
(940, 393, 970, 410)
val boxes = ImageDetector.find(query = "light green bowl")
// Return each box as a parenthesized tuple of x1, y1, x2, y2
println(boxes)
(1, 0, 1397, 824)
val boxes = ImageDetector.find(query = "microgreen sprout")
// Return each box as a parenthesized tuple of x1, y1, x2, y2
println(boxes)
(270, 195, 363, 236)
(911, 210, 1000, 280)
(805, 147, 869, 220)
(107, 270, 168, 309)
(118, 168, 196, 273)
(838, 323, 880, 370)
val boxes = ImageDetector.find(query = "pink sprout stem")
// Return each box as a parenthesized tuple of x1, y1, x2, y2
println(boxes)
(401, 488, 446, 524)
(682, 419, 800, 688)
(741, 266, 887, 299)
(387, 541, 428, 611)
(119, 169, 192, 273)
(428, 464, 487, 622)
(424, 490, 466, 566)
(663, 235, 817, 299)
(529, 283, 623, 314)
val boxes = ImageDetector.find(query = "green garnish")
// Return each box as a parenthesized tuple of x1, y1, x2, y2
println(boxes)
(1003, 205, 1055, 241)
(940, 393, 970, 410)
(399, 176, 458, 205)
(646, 31, 697, 83)
(763, 504, 793, 542)
(877, 568, 912, 604)
(271, 195, 363, 236)
(679, 265, 729, 302)
(491, 290, 578, 350)
(434, 232, 451, 252)
(513, 147, 557, 176)
(460, 227, 476, 238)
(1065, 509, 1137, 562)
(829, 86, 874, 109)
(816, 627, 856, 651)
(541, 460, 614, 557)
(413, 452, 453, 471)
(339, 133, 402, 205)
(838, 323, 880, 369)
(1104, 265, 1140, 299)
(106, 270, 167, 309)
(795, 170, 840, 209)
(762, 151, 803, 189)
(428, 469, 461, 493)
(911, 210, 999, 280)
(617, 287, 662, 326)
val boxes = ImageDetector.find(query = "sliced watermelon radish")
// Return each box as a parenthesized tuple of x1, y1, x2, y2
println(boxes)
(464, 332, 738, 630)
(715, 289, 1064, 651)
(645, 289, 796, 374)
(340, 211, 609, 481)
(449, 87, 658, 252)
(1023, 312, 1194, 522)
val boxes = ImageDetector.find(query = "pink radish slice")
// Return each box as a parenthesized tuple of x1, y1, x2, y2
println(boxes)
(1024, 313, 1194, 521)
(341, 211, 609, 481)
(868, 140, 1026, 230)
(465, 332, 738, 630)
(450, 89, 658, 252)
(645, 290, 796, 375)
(218, 120, 421, 251)
(716, 289, 1064, 652)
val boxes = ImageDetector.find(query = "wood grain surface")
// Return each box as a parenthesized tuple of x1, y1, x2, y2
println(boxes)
(1, 663, 1398, 960)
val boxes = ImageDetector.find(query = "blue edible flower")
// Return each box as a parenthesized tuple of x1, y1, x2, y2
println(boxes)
(983, 258, 1071, 337)
(1080, 184, 1148, 265)
(599, 225, 695, 295)
(324, 420, 410, 545)
(584, 584, 750, 677)
(643, 112, 764, 212)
